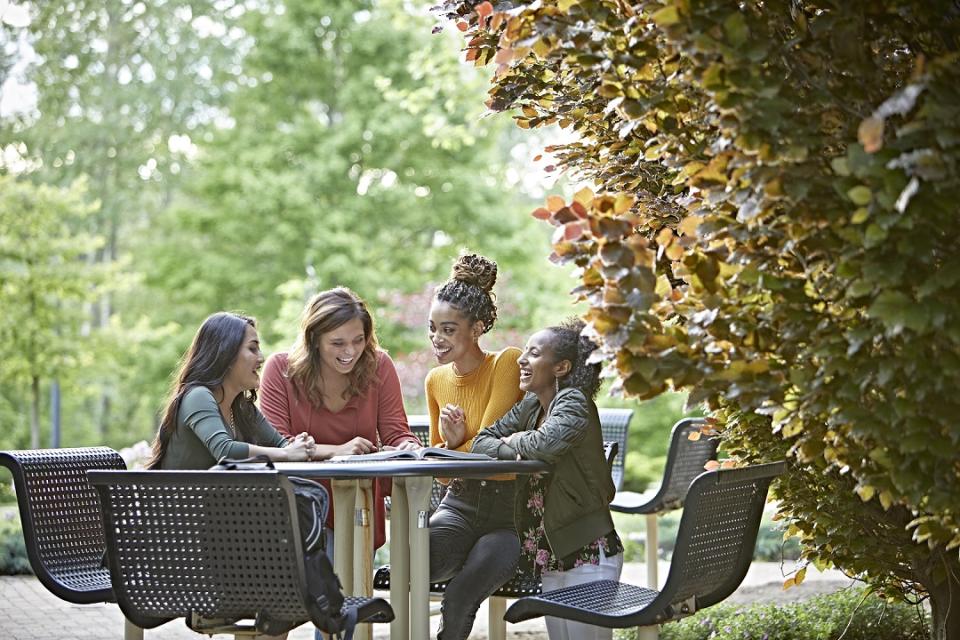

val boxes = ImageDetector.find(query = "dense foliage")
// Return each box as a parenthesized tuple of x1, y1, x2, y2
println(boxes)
(655, 586, 928, 640)
(439, 0, 960, 636)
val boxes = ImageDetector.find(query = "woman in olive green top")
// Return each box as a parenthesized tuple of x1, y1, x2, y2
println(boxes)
(148, 312, 315, 469)
(472, 318, 623, 640)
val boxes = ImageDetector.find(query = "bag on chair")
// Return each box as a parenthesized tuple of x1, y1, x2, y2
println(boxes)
(211, 456, 358, 639)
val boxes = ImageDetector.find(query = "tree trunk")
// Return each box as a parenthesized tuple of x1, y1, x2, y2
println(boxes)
(30, 375, 40, 449)
(928, 551, 960, 640)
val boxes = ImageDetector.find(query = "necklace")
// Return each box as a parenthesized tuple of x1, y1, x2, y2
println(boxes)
(224, 406, 236, 438)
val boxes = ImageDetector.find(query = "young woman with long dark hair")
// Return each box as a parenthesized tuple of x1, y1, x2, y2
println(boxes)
(148, 312, 314, 470)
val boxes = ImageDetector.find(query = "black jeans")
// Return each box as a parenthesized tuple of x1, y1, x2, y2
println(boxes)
(429, 478, 520, 640)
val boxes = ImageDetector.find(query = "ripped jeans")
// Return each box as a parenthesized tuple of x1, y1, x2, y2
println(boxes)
(429, 478, 520, 640)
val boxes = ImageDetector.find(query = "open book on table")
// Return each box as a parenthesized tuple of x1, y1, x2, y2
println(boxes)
(330, 447, 493, 462)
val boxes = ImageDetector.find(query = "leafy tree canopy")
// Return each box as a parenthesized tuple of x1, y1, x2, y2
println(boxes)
(438, 0, 960, 636)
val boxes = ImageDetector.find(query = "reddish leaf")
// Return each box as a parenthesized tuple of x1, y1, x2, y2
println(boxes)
(532, 207, 552, 220)
(571, 201, 588, 218)
(476, 1, 493, 20)
(456, 20, 469, 32)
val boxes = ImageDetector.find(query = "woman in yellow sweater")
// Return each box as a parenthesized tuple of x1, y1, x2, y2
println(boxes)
(426, 253, 523, 640)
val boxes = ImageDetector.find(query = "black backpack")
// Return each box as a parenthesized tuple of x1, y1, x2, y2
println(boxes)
(211, 457, 357, 639)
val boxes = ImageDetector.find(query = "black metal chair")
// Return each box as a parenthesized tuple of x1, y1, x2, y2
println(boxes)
(87, 468, 394, 636)
(611, 417, 719, 589)
(504, 461, 786, 638)
(598, 408, 634, 491)
(0, 447, 143, 639)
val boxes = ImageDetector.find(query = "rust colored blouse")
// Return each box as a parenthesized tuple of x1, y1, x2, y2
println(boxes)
(259, 350, 419, 548)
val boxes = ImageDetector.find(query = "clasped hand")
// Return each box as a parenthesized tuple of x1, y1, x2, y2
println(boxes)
(439, 404, 467, 449)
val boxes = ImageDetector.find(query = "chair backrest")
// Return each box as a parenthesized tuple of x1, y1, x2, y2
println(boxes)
(87, 469, 315, 630)
(407, 414, 445, 511)
(0, 447, 125, 604)
(647, 418, 719, 512)
(655, 461, 785, 618)
(408, 414, 430, 447)
(598, 408, 633, 490)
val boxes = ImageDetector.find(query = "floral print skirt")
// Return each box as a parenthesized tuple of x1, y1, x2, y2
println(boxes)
(516, 472, 623, 577)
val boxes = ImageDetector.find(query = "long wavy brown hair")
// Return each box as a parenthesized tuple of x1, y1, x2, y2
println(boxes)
(286, 287, 380, 407)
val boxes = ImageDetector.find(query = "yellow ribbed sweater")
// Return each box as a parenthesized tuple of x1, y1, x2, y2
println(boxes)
(424, 347, 524, 455)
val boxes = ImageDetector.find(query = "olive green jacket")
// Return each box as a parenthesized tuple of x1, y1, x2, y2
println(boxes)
(472, 387, 616, 559)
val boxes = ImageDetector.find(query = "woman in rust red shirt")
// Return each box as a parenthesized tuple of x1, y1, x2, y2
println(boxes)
(259, 286, 421, 550)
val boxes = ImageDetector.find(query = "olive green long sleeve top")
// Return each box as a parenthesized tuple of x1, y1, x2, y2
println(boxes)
(159, 385, 287, 470)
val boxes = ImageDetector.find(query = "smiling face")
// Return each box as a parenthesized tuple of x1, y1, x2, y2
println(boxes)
(518, 329, 571, 404)
(317, 317, 367, 376)
(428, 300, 482, 366)
(224, 324, 264, 392)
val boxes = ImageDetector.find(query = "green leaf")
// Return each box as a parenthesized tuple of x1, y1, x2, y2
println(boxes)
(652, 6, 681, 27)
(847, 186, 872, 205)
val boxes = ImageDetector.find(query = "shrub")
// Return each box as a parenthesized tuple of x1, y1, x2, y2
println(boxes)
(438, 1, 960, 635)
(646, 587, 928, 640)
(0, 518, 31, 575)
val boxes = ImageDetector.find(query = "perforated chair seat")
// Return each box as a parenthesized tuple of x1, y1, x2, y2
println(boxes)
(374, 564, 542, 598)
(0, 447, 126, 604)
(505, 462, 786, 628)
(88, 469, 394, 633)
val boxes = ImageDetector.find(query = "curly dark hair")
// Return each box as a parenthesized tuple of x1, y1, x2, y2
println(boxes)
(434, 253, 499, 334)
(545, 317, 602, 399)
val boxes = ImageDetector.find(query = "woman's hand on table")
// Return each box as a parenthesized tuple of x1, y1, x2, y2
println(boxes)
(283, 433, 315, 461)
(384, 440, 421, 452)
(439, 404, 467, 449)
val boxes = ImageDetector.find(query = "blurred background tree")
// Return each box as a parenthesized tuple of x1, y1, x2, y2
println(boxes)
(0, 0, 681, 481)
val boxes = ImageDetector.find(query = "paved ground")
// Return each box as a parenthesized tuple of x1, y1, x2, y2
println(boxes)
(0, 561, 852, 640)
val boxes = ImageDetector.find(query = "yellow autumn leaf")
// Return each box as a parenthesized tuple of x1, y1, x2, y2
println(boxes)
(858, 116, 885, 153)
(782, 576, 796, 590)
(652, 5, 680, 27)
(855, 484, 876, 502)
(720, 459, 737, 469)
(665, 242, 684, 261)
(687, 430, 702, 441)
(656, 227, 675, 247)
(574, 186, 594, 206)
(878, 490, 894, 510)
(678, 214, 701, 237)
(614, 193, 635, 213)
(704, 460, 720, 471)
(794, 566, 807, 586)
(522, 105, 537, 117)
(546, 195, 566, 212)
(851, 207, 870, 224)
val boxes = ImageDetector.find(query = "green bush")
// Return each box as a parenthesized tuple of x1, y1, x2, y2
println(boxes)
(0, 518, 31, 575)
(629, 587, 929, 640)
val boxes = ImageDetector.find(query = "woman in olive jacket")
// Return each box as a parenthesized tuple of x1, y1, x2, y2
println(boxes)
(472, 319, 623, 640)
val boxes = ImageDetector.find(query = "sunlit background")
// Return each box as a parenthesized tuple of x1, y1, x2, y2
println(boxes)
(0, 0, 685, 490)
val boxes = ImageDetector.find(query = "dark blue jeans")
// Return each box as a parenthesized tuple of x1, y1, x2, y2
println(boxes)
(429, 478, 520, 640)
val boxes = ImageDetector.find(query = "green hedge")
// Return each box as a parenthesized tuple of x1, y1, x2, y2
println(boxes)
(617, 587, 928, 640)
(0, 518, 30, 575)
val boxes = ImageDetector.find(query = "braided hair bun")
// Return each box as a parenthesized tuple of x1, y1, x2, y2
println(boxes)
(435, 253, 499, 334)
(450, 254, 498, 293)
